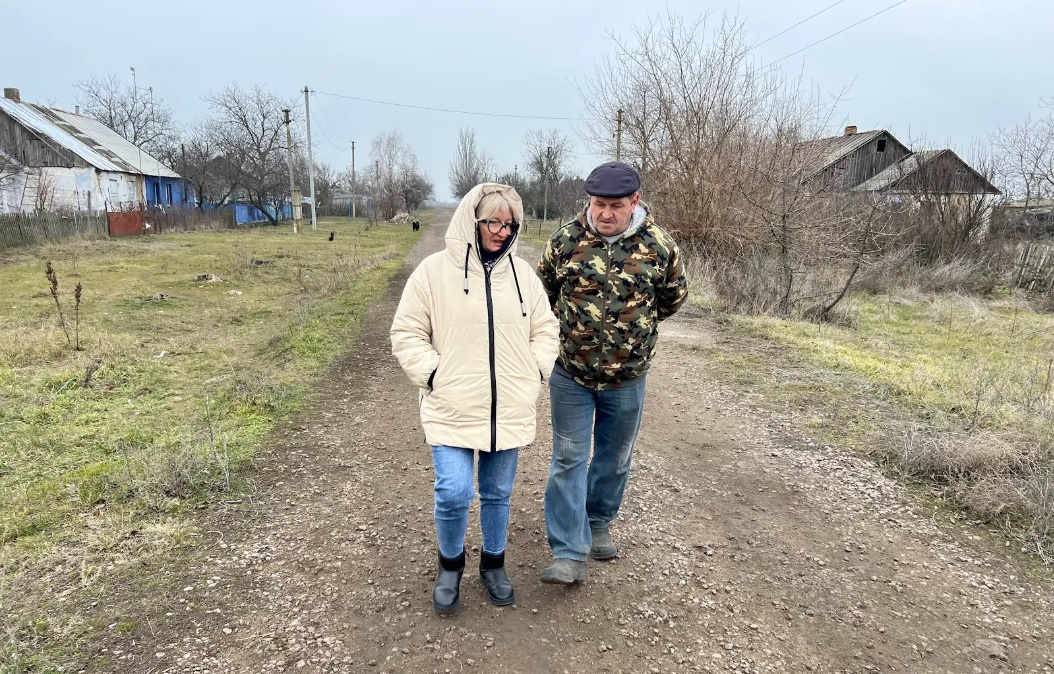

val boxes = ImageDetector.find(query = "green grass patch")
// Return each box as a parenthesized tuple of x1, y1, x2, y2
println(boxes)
(731, 293, 1054, 440)
(518, 219, 564, 248)
(0, 215, 422, 558)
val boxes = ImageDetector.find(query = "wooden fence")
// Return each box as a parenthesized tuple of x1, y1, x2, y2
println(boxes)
(0, 206, 233, 250)
(0, 211, 108, 250)
(145, 205, 234, 233)
(1013, 241, 1054, 292)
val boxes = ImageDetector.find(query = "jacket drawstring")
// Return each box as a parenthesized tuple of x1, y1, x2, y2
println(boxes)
(465, 241, 525, 317)
(463, 243, 471, 294)
(509, 256, 526, 317)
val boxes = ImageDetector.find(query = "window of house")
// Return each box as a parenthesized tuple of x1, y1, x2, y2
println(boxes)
(166, 183, 173, 204)
(877, 139, 887, 152)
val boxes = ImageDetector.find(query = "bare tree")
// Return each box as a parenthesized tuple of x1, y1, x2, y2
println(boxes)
(522, 129, 575, 219)
(523, 129, 573, 185)
(993, 103, 1054, 228)
(448, 128, 494, 199)
(731, 77, 872, 315)
(370, 130, 404, 220)
(75, 74, 177, 156)
(577, 13, 790, 250)
(310, 161, 337, 215)
(368, 130, 431, 219)
(576, 12, 911, 318)
(403, 171, 435, 215)
(206, 85, 298, 225)
(175, 120, 240, 210)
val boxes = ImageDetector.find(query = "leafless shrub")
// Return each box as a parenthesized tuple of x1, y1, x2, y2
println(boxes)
(897, 425, 1039, 484)
(854, 251, 1006, 295)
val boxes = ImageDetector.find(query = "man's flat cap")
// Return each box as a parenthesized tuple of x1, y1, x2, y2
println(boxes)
(584, 161, 641, 198)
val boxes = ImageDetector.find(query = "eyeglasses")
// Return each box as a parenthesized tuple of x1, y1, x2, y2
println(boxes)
(477, 219, 519, 234)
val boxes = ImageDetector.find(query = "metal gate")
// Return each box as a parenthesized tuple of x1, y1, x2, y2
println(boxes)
(106, 210, 145, 237)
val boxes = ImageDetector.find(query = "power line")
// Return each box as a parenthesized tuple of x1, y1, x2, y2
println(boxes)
(309, 91, 348, 151)
(768, 0, 909, 65)
(313, 89, 582, 121)
(752, 0, 848, 50)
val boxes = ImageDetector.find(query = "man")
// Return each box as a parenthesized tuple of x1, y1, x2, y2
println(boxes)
(537, 161, 688, 584)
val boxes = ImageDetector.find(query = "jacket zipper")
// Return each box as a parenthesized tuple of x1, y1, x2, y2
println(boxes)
(484, 264, 498, 452)
(595, 241, 612, 391)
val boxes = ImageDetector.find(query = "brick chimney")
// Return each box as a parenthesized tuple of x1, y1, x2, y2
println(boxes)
(3, 88, 20, 103)
(844, 125, 858, 136)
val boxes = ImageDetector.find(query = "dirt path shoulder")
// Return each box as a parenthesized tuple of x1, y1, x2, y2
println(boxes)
(98, 226, 1054, 674)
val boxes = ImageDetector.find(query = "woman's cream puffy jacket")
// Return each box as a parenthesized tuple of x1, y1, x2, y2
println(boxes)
(390, 184, 560, 451)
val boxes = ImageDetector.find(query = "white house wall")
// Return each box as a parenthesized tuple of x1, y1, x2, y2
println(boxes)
(0, 167, 141, 214)
(99, 171, 141, 210)
(0, 171, 30, 214)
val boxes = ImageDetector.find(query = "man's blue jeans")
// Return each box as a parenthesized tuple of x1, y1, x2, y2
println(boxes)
(432, 445, 519, 559)
(544, 367, 647, 561)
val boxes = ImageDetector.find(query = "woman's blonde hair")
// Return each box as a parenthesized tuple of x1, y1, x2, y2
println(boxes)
(475, 189, 521, 223)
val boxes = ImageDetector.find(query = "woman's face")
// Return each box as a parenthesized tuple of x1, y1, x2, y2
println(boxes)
(477, 208, 516, 253)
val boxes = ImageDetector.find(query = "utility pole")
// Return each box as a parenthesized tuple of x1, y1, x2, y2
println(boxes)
(350, 141, 356, 219)
(615, 108, 624, 161)
(542, 145, 552, 225)
(130, 67, 143, 204)
(303, 86, 317, 230)
(180, 143, 187, 203)
(282, 108, 302, 233)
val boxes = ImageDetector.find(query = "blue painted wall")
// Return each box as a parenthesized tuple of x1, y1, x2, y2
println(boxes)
(145, 176, 191, 207)
(199, 201, 293, 224)
(232, 202, 293, 224)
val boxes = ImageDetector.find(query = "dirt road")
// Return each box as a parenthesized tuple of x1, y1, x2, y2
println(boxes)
(100, 219, 1054, 674)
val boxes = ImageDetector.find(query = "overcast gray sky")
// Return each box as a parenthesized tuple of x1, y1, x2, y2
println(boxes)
(6, 0, 1053, 199)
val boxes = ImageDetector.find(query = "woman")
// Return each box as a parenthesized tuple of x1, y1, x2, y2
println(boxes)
(390, 183, 559, 613)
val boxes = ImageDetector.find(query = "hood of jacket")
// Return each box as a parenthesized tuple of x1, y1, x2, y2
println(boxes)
(446, 182, 524, 272)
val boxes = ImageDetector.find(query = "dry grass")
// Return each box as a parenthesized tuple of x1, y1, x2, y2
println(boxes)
(709, 288, 1054, 560)
(0, 214, 425, 670)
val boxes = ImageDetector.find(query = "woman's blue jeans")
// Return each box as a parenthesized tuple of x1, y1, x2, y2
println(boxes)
(432, 445, 519, 559)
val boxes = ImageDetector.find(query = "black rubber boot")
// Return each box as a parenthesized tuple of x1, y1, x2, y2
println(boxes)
(433, 551, 465, 614)
(479, 550, 514, 606)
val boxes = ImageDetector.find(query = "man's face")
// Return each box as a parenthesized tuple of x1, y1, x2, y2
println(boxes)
(589, 193, 640, 237)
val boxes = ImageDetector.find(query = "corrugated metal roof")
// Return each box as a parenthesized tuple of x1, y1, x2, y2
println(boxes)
(47, 108, 180, 178)
(0, 97, 180, 178)
(0, 97, 125, 172)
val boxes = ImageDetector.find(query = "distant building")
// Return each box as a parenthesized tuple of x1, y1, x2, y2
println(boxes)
(993, 197, 1054, 236)
(799, 126, 999, 198)
(0, 87, 188, 214)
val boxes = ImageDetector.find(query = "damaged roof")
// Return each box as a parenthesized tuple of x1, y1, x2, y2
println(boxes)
(0, 97, 179, 178)
(852, 149, 1000, 194)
